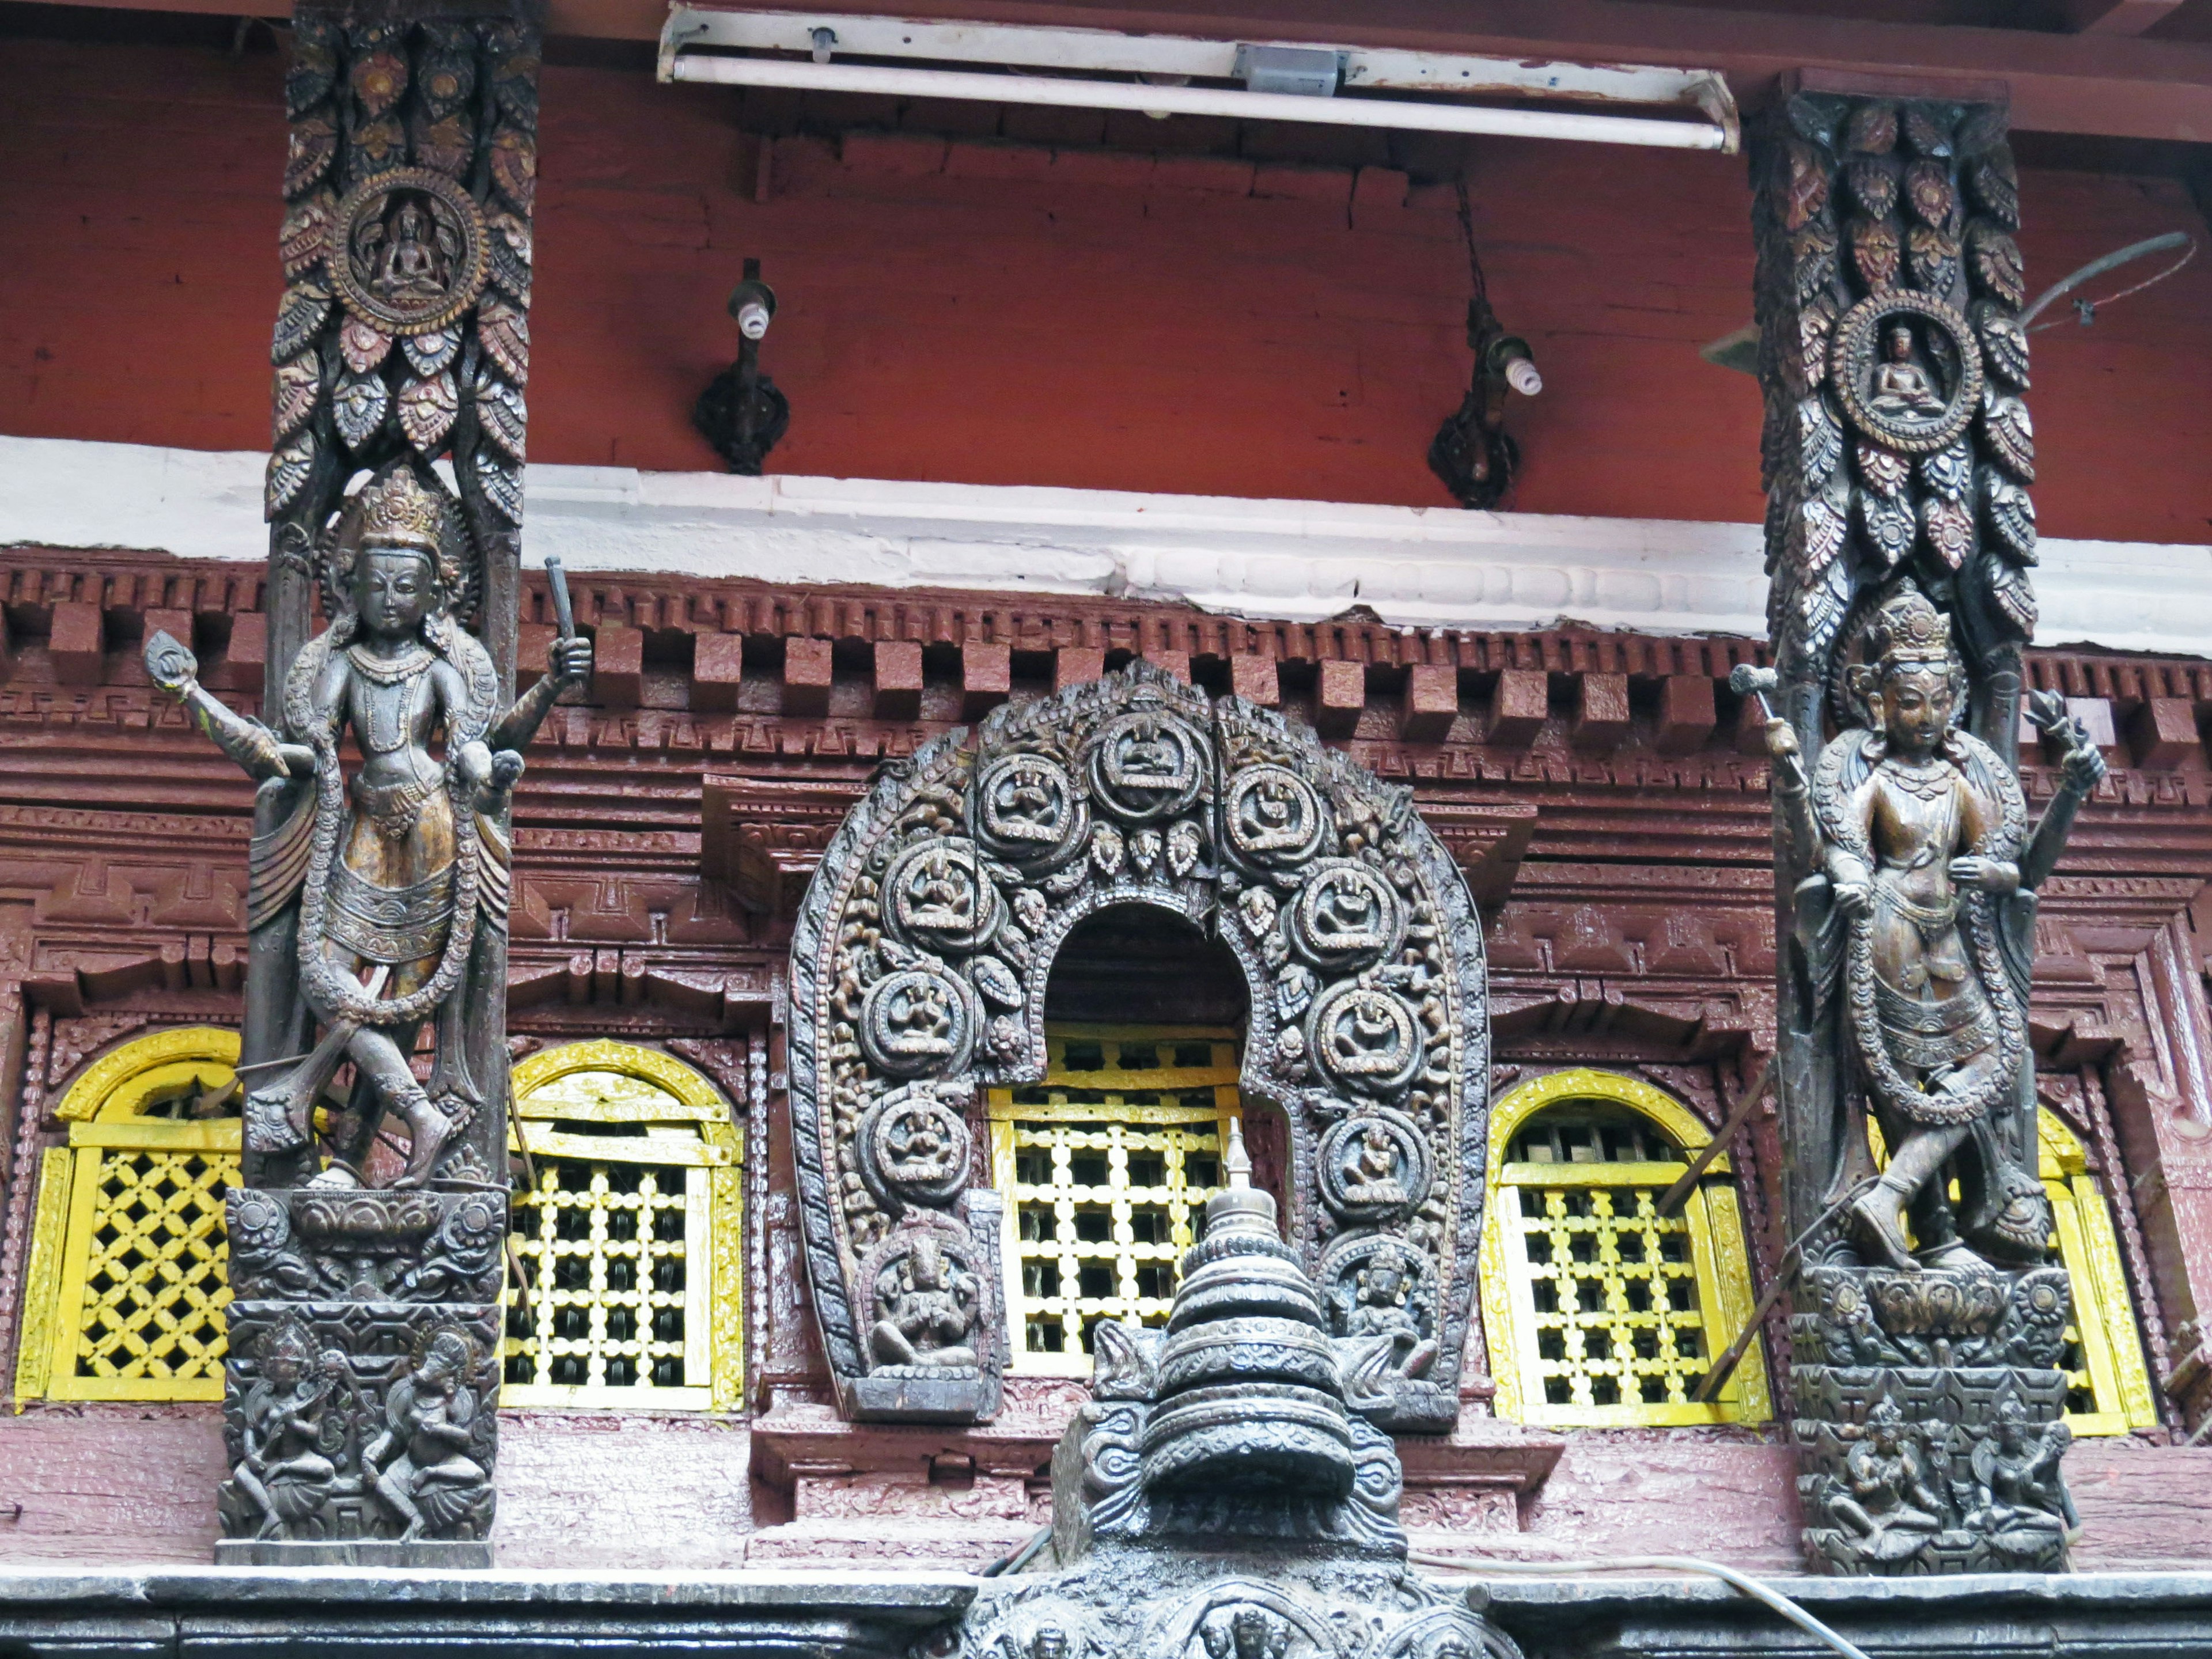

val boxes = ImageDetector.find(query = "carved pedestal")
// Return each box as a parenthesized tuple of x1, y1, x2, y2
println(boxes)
(217, 1188, 503, 1565)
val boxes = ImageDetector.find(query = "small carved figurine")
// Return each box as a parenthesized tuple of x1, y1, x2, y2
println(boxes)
(365, 1327, 490, 1541)
(1825, 1399, 1946, 1563)
(233, 1321, 350, 1539)
(146, 464, 590, 1190)
(1966, 1397, 2078, 1557)
(1344, 1241, 1437, 1378)
(1868, 321, 1946, 418)
(870, 1234, 980, 1368)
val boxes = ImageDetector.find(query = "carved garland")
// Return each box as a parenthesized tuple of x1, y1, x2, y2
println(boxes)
(787, 663, 1490, 1426)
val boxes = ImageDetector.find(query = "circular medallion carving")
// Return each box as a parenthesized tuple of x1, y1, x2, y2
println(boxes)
(883, 838, 1003, 951)
(1317, 1108, 1431, 1222)
(1085, 710, 1206, 823)
(1291, 859, 1406, 970)
(976, 752, 1088, 866)
(1827, 290, 1983, 454)
(860, 966, 976, 1077)
(1308, 984, 1422, 1097)
(857, 1083, 972, 1209)
(1222, 764, 1327, 869)
(326, 167, 488, 336)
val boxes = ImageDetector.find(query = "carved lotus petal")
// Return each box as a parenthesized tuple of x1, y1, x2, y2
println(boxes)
(1968, 147, 2020, 229)
(475, 375, 527, 463)
(405, 326, 461, 378)
(283, 115, 336, 199)
(1790, 222, 1837, 300)
(272, 351, 320, 445)
(1906, 224, 1958, 294)
(1797, 395, 1842, 486)
(1921, 497, 1975, 571)
(1276, 963, 1317, 1022)
(1846, 101, 1897, 156)
(1986, 556, 2037, 638)
(1849, 217, 1901, 292)
(1010, 887, 1048, 932)
(1969, 225, 2027, 308)
(266, 430, 316, 516)
(491, 125, 537, 211)
(1781, 139, 1828, 231)
(332, 372, 390, 452)
(350, 115, 407, 173)
(473, 450, 524, 528)
(1846, 159, 1897, 219)
(1858, 489, 1916, 569)
(1982, 475, 2037, 563)
(1918, 439, 1973, 505)
(1975, 303, 2030, 391)
(1130, 827, 1162, 873)
(412, 111, 474, 180)
(1854, 443, 1911, 499)
(1166, 818, 1203, 878)
(285, 15, 339, 118)
(278, 191, 334, 281)
(1981, 391, 2035, 483)
(1902, 104, 1953, 160)
(1903, 158, 1955, 228)
(271, 280, 332, 366)
(477, 294, 530, 383)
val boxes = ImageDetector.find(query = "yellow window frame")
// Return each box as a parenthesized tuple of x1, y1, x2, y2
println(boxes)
(16, 1026, 241, 1406)
(505, 1040, 744, 1411)
(986, 1024, 1241, 1378)
(1480, 1066, 1773, 1430)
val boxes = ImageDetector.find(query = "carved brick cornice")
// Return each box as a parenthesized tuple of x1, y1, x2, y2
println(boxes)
(701, 775, 865, 916)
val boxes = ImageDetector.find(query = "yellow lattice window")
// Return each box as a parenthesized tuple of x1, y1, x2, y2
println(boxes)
(504, 1041, 743, 1410)
(15, 1027, 241, 1404)
(1480, 1067, 1772, 1429)
(987, 1025, 1240, 1377)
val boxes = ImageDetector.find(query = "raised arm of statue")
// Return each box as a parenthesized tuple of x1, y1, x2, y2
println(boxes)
(488, 632, 593, 753)
(2020, 690, 2107, 892)
(145, 630, 312, 782)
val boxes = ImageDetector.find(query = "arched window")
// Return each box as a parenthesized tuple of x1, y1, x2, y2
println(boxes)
(14, 1027, 240, 1403)
(503, 1041, 743, 1410)
(1480, 1067, 1772, 1428)
(987, 1024, 1240, 1375)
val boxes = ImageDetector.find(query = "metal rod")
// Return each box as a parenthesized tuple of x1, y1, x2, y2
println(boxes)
(544, 555, 576, 641)
(1657, 1056, 1770, 1217)
(2021, 230, 2192, 326)
(666, 56, 1733, 150)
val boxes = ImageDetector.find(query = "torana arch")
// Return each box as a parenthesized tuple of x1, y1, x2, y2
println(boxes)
(787, 662, 1490, 1426)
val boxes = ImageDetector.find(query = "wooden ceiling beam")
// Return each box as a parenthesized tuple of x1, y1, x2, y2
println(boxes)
(2062, 0, 2186, 35)
(9, 0, 2212, 143)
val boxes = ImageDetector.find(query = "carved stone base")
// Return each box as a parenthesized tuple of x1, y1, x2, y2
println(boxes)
(213, 1539, 494, 1567)
(839, 1370, 998, 1425)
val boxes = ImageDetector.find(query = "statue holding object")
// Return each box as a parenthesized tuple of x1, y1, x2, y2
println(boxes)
(147, 463, 589, 1191)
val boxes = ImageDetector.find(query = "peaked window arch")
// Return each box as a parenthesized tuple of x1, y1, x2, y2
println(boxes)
(1480, 1067, 1772, 1428)
(16, 1027, 241, 1403)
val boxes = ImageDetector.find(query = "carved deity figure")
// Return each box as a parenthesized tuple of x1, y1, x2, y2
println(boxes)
(363, 195, 457, 302)
(147, 464, 590, 1189)
(1344, 1241, 1438, 1378)
(1342, 1123, 1407, 1207)
(883, 1103, 959, 1188)
(1868, 321, 1947, 418)
(1825, 1399, 1945, 1562)
(1766, 586, 2103, 1271)
(1967, 1397, 2078, 1555)
(365, 1328, 489, 1540)
(870, 1234, 979, 1368)
(233, 1323, 349, 1538)
(1198, 1607, 1293, 1659)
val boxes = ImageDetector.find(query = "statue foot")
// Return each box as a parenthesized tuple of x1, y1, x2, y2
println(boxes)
(393, 1090, 454, 1188)
(1849, 1191, 1918, 1272)
(306, 1162, 363, 1191)
(1917, 1237, 1991, 1274)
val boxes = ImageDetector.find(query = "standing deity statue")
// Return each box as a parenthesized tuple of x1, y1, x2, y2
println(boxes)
(1764, 585, 2103, 1271)
(146, 463, 590, 1190)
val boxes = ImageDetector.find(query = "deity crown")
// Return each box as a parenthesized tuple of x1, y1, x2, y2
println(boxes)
(1868, 586, 1952, 669)
(356, 467, 445, 556)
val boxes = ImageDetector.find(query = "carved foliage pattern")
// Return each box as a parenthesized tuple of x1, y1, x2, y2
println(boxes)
(787, 665, 1488, 1425)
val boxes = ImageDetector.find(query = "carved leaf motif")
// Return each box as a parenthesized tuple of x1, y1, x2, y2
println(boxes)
(1089, 822, 1125, 877)
(339, 314, 392, 375)
(404, 327, 461, 378)
(1854, 442, 1911, 498)
(1276, 963, 1317, 1023)
(1846, 101, 1897, 156)
(1983, 552, 2037, 639)
(285, 14, 339, 118)
(271, 281, 332, 365)
(1782, 140, 1829, 231)
(283, 115, 336, 199)
(1167, 819, 1203, 878)
(279, 191, 334, 280)
(1974, 302, 2030, 389)
(1130, 827, 1163, 873)
(332, 371, 390, 451)
(1968, 147, 2021, 229)
(968, 956, 1021, 1008)
(1969, 225, 2027, 308)
(486, 26, 541, 124)
(397, 371, 460, 453)
(491, 126, 537, 211)
(1981, 391, 2036, 483)
(1903, 159, 1955, 229)
(1846, 159, 1897, 219)
(272, 351, 321, 444)
(1794, 295, 1837, 394)
(1797, 395, 1842, 487)
(474, 450, 524, 527)
(475, 376, 528, 463)
(1902, 105, 1953, 160)
(350, 115, 408, 177)
(1918, 438, 1973, 503)
(1906, 225, 1959, 294)
(411, 112, 474, 180)
(1790, 222, 1838, 300)
(350, 41, 408, 118)
(267, 430, 316, 517)
(477, 294, 531, 382)
(1983, 475, 2038, 563)
(1921, 496, 1975, 571)
(1849, 217, 1900, 291)
(1858, 488, 1915, 569)
(415, 22, 478, 116)
(1781, 490, 1851, 657)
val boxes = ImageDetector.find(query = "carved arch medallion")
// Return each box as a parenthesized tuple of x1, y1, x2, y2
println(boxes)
(787, 663, 1490, 1425)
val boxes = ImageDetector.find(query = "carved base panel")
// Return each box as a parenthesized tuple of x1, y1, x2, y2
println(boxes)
(213, 1538, 494, 1567)
(220, 1300, 501, 1553)
(1794, 1362, 2074, 1577)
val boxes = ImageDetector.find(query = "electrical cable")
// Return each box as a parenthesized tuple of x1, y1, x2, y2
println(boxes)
(980, 1524, 1054, 1578)
(1407, 1550, 1876, 1659)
